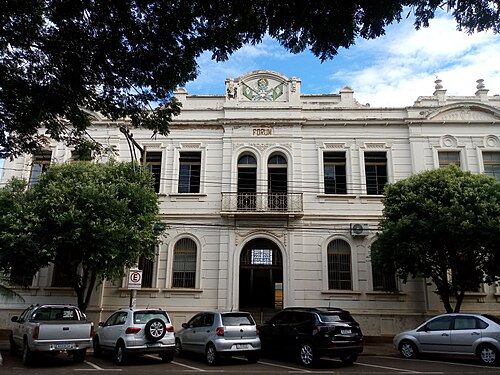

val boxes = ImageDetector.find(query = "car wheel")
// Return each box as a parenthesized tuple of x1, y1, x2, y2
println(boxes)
(73, 349, 86, 363)
(22, 340, 33, 366)
(144, 318, 166, 341)
(246, 352, 260, 363)
(340, 352, 358, 365)
(9, 334, 18, 356)
(478, 344, 498, 366)
(298, 342, 317, 367)
(175, 338, 183, 357)
(206, 343, 219, 366)
(159, 351, 174, 363)
(93, 336, 102, 357)
(399, 340, 419, 359)
(115, 342, 128, 365)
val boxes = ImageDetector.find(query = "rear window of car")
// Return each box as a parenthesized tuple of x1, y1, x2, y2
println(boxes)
(221, 313, 255, 326)
(318, 312, 355, 323)
(134, 311, 170, 324)
(483, 314, 500, 326)
(32, 307, 80, 321)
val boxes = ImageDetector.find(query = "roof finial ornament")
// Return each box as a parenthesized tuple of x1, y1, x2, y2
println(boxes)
(434, 76, 443, 90)
(476, 79, 485, 90)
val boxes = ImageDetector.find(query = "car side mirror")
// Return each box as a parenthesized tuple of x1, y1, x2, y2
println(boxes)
(98, 322, 104, 326)
(182, 322, 188, 328)
(11, 316, 18, 322)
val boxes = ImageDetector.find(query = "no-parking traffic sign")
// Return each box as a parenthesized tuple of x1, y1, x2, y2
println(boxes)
(128, 269, 143, 289)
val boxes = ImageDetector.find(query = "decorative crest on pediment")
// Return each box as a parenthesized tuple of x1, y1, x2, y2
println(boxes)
(427, 103, 500, 122)
(364, 142, 387, 149)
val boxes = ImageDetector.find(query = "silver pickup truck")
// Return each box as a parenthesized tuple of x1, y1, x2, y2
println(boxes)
(10, 304, 94, 365)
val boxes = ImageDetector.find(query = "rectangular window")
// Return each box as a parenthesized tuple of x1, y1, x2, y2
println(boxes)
(143, 151, 162, 193)
(324, 152, 347, 194)
(178, 152, 201, 193)
(438, 151, 461, 168)
(365, 152, 387, 195)
(29, 150, 52, 187)
(483, 152, 500, 181)
(372, 266, 397, 291)
(138, 254, 155, 288)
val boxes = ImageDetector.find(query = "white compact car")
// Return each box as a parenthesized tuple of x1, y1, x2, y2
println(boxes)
(394, 313, 500, 366)
(175, 311, 261, 365)
(93, 307, 175, 365)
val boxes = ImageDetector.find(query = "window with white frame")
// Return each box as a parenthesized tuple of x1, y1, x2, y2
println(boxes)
(143, 151, 162, 193)
(364, 152, 387, 195)
(29, 150, 52, 187)
(327, 239, 352, 290)
(438, 151, 461, 168)
(324, 151, 347, 194)
(483, 152, 500, 181)
(178, 152, 201, 193)
(172, 238, 197, 288)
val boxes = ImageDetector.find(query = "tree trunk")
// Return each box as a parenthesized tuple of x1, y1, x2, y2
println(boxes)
(454, 290, 465, 312)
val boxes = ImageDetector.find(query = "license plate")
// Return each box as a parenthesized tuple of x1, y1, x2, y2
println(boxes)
(147, 342, 161, 347)
(341, 329, 351, 334)
(56, 343, 75, 349)
(236, 344, 249, 349)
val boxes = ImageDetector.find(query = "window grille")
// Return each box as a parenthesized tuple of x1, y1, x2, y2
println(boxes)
(172, 238, 197, 288)
(327, 239, 352, 290)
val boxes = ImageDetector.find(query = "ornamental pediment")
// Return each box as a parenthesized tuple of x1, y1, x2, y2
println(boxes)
(225, 70, 301, 103)
(426, 103, 500, 122)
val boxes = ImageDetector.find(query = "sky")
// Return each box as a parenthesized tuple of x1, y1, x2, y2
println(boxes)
(184, 11, 500, 108)
(1, 11, 499, 177)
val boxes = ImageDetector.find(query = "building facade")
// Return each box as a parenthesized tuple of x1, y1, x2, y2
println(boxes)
(1, 70, 500, 337)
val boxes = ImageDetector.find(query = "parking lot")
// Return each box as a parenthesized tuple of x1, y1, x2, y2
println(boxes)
(2, 346, 500, 374)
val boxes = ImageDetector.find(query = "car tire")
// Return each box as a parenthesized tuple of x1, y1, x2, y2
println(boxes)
(175, 338, 183, 357)
(246, 352, 260, 363)
(298, 342, 317, 367)
(160, 351, 174, 363)
(9, 334, 18, 356)
(144, 318, 166, 341)
(206, 343, 219, 366)
(93, 336, 102, 357)
(73, 349, 86, 363)
(477, 344, 498, 366)
(399, 340, 419, 359)
(340, 352, 358, 365)
(115, 342, 128, 365)
(22, 340, 33, 366)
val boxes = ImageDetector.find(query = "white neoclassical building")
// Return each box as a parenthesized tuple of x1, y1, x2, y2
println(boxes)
(1, 70, 500, 338)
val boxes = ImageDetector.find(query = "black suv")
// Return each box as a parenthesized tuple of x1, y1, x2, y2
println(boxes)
(259, 307, 363, 367)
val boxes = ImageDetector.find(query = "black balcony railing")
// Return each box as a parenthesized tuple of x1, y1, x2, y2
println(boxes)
(221, 192, 303, 215)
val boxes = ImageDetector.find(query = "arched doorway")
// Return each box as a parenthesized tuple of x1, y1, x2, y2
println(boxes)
(239, 238, 283, 310)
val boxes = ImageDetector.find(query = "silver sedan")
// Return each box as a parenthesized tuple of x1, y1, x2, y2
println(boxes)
(394, 313, 500, 366)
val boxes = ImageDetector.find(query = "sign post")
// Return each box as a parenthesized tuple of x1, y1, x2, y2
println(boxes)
(128, 268, 142, 308)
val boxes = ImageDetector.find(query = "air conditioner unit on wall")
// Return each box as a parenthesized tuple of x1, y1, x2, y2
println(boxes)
(350, 223, 369, 237)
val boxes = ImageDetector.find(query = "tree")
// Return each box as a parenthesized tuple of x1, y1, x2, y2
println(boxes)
(2, 1, 498, 157)
(371, 166, 500, 313)
(0, 162, 162, 312)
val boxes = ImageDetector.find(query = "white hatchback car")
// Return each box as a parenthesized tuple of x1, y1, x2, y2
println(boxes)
(394, 313, 500, 366)
(93, 307, 175, 365)
(175, 311, 261, 365)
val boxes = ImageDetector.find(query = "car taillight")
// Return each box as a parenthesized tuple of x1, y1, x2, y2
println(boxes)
(125, 327, 141, 334)
(256, 325, 259, 336)
(215, 327, 224, 337)
(32, 326, 39, 340)
(90, 324, 95, 337)
(166, 325, 174, 332)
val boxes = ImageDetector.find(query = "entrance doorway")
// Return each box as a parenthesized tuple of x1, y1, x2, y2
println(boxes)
(239, 239, 283, 310)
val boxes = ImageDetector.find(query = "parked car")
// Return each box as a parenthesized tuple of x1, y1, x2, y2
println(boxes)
(259, 307, 364, 367)
(10, 304, 94, 366)
(93, 307, 175, 365)
(393, 313, 500, 366)
(175, 311, 261, 365)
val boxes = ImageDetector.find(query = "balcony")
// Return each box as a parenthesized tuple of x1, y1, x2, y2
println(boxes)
(221, 192, 303, 217)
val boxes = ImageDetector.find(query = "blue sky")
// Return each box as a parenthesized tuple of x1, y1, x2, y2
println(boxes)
(1, 11, 499, 178)
(185, 11, 500, 107)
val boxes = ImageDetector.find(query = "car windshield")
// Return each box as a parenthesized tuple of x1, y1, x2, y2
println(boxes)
(319, 312, 355, 323)
(134, 311, 170, 324)
(221, 313, 255, 326)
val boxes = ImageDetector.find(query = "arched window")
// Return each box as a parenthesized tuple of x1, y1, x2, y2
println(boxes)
(327, 239, 352, 290)
(267, 154, 287, 210)
(237, 154, 257, 210)
(172, 238, 197, 288)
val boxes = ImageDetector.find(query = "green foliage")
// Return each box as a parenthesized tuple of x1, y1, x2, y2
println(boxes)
(371, 166, 500, 312)
(0, 162, 162, 311)
(2, 1, 498, 157)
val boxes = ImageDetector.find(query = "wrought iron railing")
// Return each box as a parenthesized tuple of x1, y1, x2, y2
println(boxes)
(221, 192, 303, 214)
